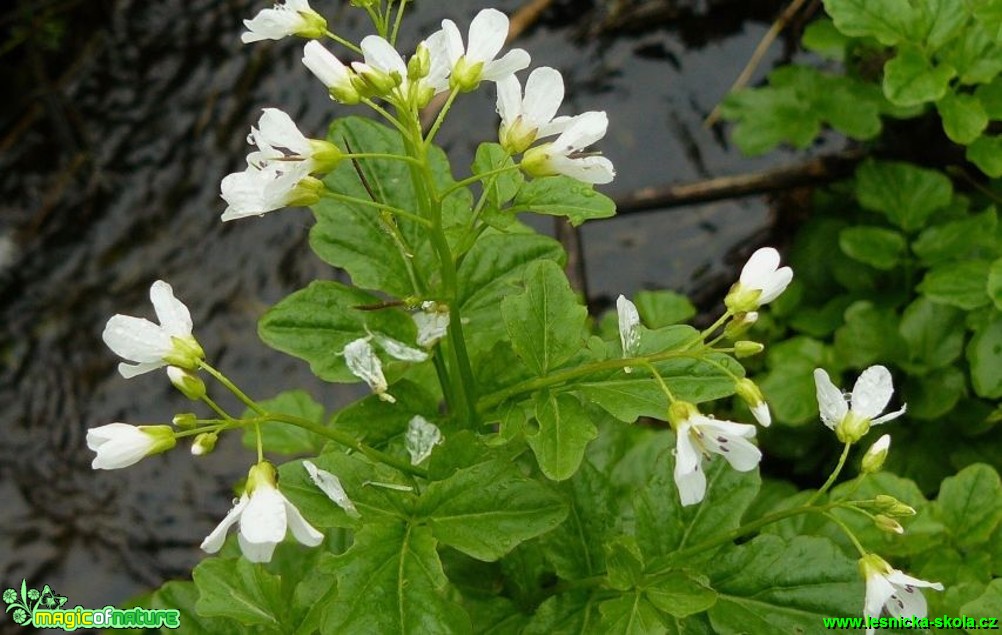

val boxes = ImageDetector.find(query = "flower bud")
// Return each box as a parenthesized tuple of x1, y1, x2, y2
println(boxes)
(295, 10, 328, 40)
(873, 495, 916, 518)
(874, 514, 904, 535)
(723, 312, 758, 339)
(734, 340, 765, 358)
(167, 366, 206, 401)
(735, 378, 770, 427)
(861, 434, 890, 474)
(87, 424, 177, 470)
(162, 335, 205, 370)
(172, 412, 199, 428)
(307, 139, 343, 174)
(408, 43, 431, 80)
(286, 176, 324, 208)
(191, 432, 219, 456)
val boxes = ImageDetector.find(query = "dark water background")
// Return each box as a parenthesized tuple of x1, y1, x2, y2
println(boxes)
(0, 0, 812, 616)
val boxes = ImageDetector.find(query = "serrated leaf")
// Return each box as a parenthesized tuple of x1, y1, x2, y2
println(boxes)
(241, 390, 326, 455)
(150, 581, 248, 635)
(259, 281, 417, 382)
(529, 391, 598, 481)
(968, 316, 1002, 398)
(322, 523, 471, 634)
(645, 572, 718, 618)
(937, 92, 989, 144)
(193, 558, 286, 627)
(919, 260, 992, 309)
(512, 176, 615, 225)
(915, 0, 970, 51)
(802, 18, 850, 60)
(417, 459, 567, 561)
(500, 260, 587, 376)
(937, 463, 1002, 547)
(822, 0, 916, 45)
(960, 578, 1002, 621)
(522, 591, 598, 635)
(855, 159, 952, 231)
(990, 257, 1002, 309)
(635, 458, 760, 562)
(596, 593, 667, 635)
(721, 86, 818, 156)
(912, 206, 999, 264)
(838, 226, 907, 270)
(705, 536, 859, 634)
(606, 536, 645, 591)
(883, 45, 956, 106)
(940, 20, 1002, 84)
(541, 460, 617, 579)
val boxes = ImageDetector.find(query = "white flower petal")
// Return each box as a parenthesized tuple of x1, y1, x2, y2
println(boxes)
(360, 35, 407, 76)
(466, 8, 508, 64)
(371, 332, 429, 362)
(103, 315, 173, 364)
(522, 67, 564, 130)
(240, 486, 288, 545)
(548, 154, 616, 185)
(616, 295, 641, 359)
(696, 417, 761, 472)
(496, 75, 522, 126)
(238, 532, 279, 563)
(117, 360, 164, 379)
(87, 423, 154, 470)
(283, 496, 324, 546)
(405, 416, 443, 465)
(851, 365, 895, 420)
(255, 108, 312, 156)
(813, 368, 848, 430)
(343, 338, 389, 396)
(414, 306, 450, 348)
(200, 495, 249, 553)
(757, 266, 793, 304)
(871, 405, 907, 425)
(751, 402, 771, 427)
(864, 572, 896, 621)
(554, 111, 609, 153)
(674, 422, 706, 506)
(149, 280, 192, 338)
(481, 49, 530, 82)
(303, 41, 351, 90)
(304, 460, 360, 518)
(439, 19, 465, 64)
(740, 247, 781, 288)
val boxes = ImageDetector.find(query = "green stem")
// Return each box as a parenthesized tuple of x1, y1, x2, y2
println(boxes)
(323, 29, 362, 55)
(266, 412, 427, 477)
(824, 512, 869, 557)
(344, 152, 423, 166)
(806, 441, 853, 506)
(320, 190, 431, 226)
(362, 98, 410, 135)
(424, 89, 459, 147)
(201, 395, 233, 420)
(441, 164, 523, 200)
(638, 361, 676, 403)
(390, 0, 409, 44)
(199, 362, 264, 415)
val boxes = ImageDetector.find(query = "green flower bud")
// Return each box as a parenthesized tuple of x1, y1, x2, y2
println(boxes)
(861, 434, 890, 473)
(874, 514, 904, 535)
(734, 340, 765, 358)
(286, 176, 324, 208)
(172, 412, 199, 428)
(307, 139, 343, 174)
(167, 367, 206, 401)
(408, 43, 431, 80)
(191, 432, 219, 456)
(294, 10, 328, 40)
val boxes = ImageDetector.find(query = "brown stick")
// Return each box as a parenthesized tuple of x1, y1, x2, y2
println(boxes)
(703, 0, 811, 128)
(612, 148, 864, 215)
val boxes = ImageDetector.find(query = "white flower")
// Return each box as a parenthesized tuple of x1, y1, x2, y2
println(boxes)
(440, 8, 530, 91)
(245, 108, 341, 175)
(859, 554, 943, 634)
(496, 66, 572, 154)
(220, 161, 322, 221)
(242, 0, 327, 44)
(814, 365, 906, 443)
(368, 329, 429, 363)
(302, 41, 360, 104)
(670, 403, 761, 506)
(724, 247, 793, 313)
(102, 280, 204, 378)
(616, 295, 641, 373)
(343, 337, 394, 402)
(87, 423, 176, 470)
(351, 35, 449, 106)
(303, 460, 360, 518)
(413, 301, 450, 347)
(521, 111, 615, 184)
(201, 462, 323, 563)
(405, 416, 443, 465)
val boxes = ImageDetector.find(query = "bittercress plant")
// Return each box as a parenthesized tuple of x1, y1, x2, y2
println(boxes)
(82, 2, 1002, 633)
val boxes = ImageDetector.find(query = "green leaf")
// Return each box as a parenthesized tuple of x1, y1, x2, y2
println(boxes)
(500, 260, 587, 376)
(193, 558, 286, 627)
(801, 18, 850, 61)
(459, 231, 565, 366)
(937, 463, 1002, 547)
(259, 281, 417, 382)
(333, 380, 439, 447)
(596, 593, 667, 635)
(960, 578, 1002, 621)
(512, 176, 616, 226)
(967, 135, 1002, 177)
(838, 225, 907, 270)
(903, 365, 967, 418)
(988, 257, 1002, 310)
(416, 459, 567, 561)
(523, 591, 598, 635)
(976, 77, 1002, 118)
(937, 92, 989, 144)
(473, 143, 523, 208)
(322, 524, 472, 634)
(915, 0, 970, 51)
(705, 536, 859, 634)
(834, 301, 907, 367)
(528, 391, 598, 481)
(855, 159, 952, 231)
(241, 390, 326, 455)
(634, 290, 696, 328)
(541, 460, 617, 579)
(759, 337, 830, 425)
(150, 581, 246, 635)
(605, 536, 645, 591)
(635, 457, 761, 562)
(918, 260, 992, 309)
(898, 296, 965, 372)
(912, 206, 998, 264)
(969, 0, 1002, 40)
(939, 21, 1002, 84)
(645, 572, 718, 619)
(720, 86, 819, 156)
(968, 316, 1002, 398)
(822, 0, 916, 45)
(883, 45, 956, 106)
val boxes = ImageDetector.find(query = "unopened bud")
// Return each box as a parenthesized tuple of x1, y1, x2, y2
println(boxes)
(861, 434, 891, 473)
(286, 175, 324, 208)
(873, 495, 916, 518)
(172, 413, 198, 428)
(874, 514, 904, 535)
(191, 432, 218, 456)
(735, 378, 770, 427)
(734, 340, 765, 358)
(408, 43, 431, 80)
(723, 312, 758, 339)
(167, 366, 206, 401)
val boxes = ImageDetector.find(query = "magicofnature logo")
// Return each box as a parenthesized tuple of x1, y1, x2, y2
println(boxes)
(3, 579, 179, 631)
